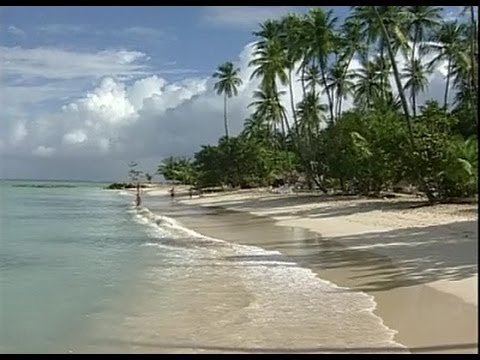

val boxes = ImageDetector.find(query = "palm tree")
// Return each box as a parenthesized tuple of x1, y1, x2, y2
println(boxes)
(213, 62, 243, 139)
(402, 7, 442, 117)
(249, 32, 289, 138)
(242, 115, 270, 144)
(353, 56, 383, 109)
(326, 62, 355, 119)
(302, 64, 322, 96)
(248, 85, 287, 147)
(402, 59, 432, 117)
(303, 8, 338, 122)
(296, 92, 327, 137)
(468, 7, 478, 121)
(372, 6, 411, 119)
(423, 21, 466, 110)
(352, 6, 410, 101)
(334, 17, 366, 118)
(373, 6, 437, 202)
(461, 6, 478, 123)
(280, 13, 304, 132)
(407, 6, 442, 55)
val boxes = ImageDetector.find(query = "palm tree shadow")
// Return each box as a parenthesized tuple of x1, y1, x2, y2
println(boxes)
(220, 220, 478, 292)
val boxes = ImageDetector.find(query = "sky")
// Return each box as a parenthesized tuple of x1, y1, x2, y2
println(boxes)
(0, 6, 467, 181)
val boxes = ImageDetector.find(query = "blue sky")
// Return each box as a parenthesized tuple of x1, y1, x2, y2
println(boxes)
(2, 6, 348, 79)
(0, 6, 466, 180)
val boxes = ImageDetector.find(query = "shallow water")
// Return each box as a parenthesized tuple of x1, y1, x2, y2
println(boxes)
(0, 181, 407, 353)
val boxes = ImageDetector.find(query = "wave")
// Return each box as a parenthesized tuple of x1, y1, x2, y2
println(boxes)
(127, 203, 408, 352)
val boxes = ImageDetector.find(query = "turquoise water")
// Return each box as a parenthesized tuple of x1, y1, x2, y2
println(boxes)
(0, 180, 405, 353)
(0, 180, 155, 353)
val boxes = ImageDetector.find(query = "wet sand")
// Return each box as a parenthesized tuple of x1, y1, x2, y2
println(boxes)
(144, 189, 478, 353)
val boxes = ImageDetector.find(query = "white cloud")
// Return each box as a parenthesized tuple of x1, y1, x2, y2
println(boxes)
(201, 6, 296, 30)
(63, 130, 88, 145)
(66, 77, 138, 127)
(32, 146, 56, 157)
(9, 122, 28, 145)
(1, 42, 452, 180)
(0, 46, 150, 80)
(7, 25, 25, 37)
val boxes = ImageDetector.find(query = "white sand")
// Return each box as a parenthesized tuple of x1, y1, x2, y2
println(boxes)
(176, 190, 477, 306)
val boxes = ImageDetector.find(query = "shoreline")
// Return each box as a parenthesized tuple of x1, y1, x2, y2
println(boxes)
(144, 187, 477, 353)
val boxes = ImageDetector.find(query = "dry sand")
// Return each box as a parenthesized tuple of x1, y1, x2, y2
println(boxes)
(145, 187, 478, 353)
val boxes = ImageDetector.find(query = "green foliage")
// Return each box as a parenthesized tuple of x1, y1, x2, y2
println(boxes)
(409, 101, 477, 198)
(156, 7, 477, 201)
(320, 107, 408, 194)
(106, 183, 145, 190)
(157, 157, 197, 185)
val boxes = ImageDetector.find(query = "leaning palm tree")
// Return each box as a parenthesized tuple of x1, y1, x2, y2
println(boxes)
(372, 6, 411, 119)
(351, 6, 410, 102)
(373, 6, 436, 202)
(402, 59, 432, 117)
(213, 62, 243, 139)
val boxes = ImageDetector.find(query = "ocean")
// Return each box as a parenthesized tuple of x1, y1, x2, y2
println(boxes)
(0, 180, 406, 353)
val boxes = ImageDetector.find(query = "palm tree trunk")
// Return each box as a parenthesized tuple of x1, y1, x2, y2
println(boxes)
(411, 91, 417, 118)
(411, 26, 420, 117)
(334, 91, 339, 120)
(339, 95, 344, 119)
(443, 58, 452, 111)
(319, 62, 335, 122)
(338, 51, 354, 118)
(288, 68, 299, 132)
(374, 9, 410, 120)
(300, 58, 307, 98)
(224, 93, 229, 139)
(380, 44, 386, 100)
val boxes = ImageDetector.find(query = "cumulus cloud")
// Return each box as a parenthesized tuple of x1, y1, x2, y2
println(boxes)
(1, 41, 452, 180)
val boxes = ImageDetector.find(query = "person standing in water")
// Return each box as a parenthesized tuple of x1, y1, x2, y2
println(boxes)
(169, 186, 175, 200)
(135, 183, 142, 207)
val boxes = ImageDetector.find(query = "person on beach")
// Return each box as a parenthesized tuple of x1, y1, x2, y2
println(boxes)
(169, 186, 175, 199)
(189, 187, 193, 199)
(135, 183, 141, 207)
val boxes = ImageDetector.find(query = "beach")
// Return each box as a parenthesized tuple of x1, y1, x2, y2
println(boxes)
(143, 186, 478, 353)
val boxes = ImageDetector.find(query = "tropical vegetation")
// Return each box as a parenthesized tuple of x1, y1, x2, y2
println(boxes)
(156, 6, 477, 202)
